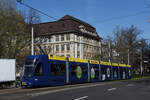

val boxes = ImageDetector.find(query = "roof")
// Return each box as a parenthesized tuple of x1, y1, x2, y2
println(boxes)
(34, 15, 101, 40)
(59, 15, 95, 29)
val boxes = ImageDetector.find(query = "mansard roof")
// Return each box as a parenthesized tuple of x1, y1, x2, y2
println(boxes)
(34, 15, 102, 40)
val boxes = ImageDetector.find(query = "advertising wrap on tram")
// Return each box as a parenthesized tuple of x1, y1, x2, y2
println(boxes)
(20, 54, 132, 88)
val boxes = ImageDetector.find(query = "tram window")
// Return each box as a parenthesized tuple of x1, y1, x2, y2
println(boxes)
(101, 68, 106, 74)
(120, 68, 123, 75)
(82, 66, 87, 74)
(51, 63, 65, 76)
(71, 65, 76, 76)
(71, 65, 87, 76)
(34, 63, 43, 76)
(94, 67, 99, 76)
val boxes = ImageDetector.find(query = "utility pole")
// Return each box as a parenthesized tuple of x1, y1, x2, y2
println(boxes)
(140, 48, 143, 75)
(108, 41, 111, 63)
(31, 27, 34, 55)
(128, 49, 130, 65)
(99, 41, 102, 60)
(108, 41, 113, 80)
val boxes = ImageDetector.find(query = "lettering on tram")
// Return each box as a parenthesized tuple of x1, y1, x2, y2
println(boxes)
(51, 63, 65, 76)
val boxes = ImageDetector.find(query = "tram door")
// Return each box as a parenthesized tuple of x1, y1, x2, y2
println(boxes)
(50, 60, 66, 86)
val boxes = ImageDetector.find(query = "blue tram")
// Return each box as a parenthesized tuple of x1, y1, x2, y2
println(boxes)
(21, 54, 132, 87)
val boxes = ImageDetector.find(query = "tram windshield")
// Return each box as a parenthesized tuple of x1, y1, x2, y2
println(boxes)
(23, 58, 38, 78)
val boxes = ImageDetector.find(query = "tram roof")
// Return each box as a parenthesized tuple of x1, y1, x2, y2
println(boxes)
(47, 54, 131, 67)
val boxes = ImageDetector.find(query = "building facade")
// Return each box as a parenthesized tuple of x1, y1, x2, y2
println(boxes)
(34, 15, 102, 60)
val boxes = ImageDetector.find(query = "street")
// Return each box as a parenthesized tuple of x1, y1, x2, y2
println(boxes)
(1, 78, 150, 100)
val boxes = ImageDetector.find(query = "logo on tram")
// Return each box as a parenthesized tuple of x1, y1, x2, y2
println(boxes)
(91, 67, 95, 79)
(107, 68, 111, 78)
(114, 70, 117, 78)
(76, 66, 82, 79)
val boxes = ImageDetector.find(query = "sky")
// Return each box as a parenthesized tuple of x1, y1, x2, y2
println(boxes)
(16, 0, 150, 40)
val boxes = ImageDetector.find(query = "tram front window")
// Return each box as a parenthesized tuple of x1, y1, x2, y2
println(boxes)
(23, 59, 37, 78)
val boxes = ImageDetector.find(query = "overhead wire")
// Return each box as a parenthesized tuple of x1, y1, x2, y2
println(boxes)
(18, 1, 57, 21)
(92, 10, 149, 24)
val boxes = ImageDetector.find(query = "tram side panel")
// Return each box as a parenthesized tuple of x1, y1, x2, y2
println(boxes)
(101, 65, 112, 81)
(89, 64, 100, 82)
(69, 62, 88, 84)
(112, 66, 119, 80)
(126, 67, 132, 79)
(119, 67, 127, 80)
(49, 60, 66, 86)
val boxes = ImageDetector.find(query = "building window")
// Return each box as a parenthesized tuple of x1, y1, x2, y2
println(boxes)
(66, 34, 70, 40)
(77, 51, 80, 58)
(56, 45, 59, 52)
(61, 44, 65, 52)
(43, 37, 47, 43)
(87, 45, 88, 50)
(66, 54, 70, 57)
(56, 35, 59, 41)
(48, 46, 52, 53)
(61, 35, 64, 41)
(48, 37, 51, 42)
(77, 36, 80, 41)
(66, 43, 70, 51)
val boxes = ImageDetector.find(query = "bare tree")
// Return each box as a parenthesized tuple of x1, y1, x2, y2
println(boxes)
(113, 25, 143, 71)
(0, 0, 30, 73)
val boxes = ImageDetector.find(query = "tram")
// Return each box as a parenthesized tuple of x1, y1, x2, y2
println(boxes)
(21, 54, 132, 87)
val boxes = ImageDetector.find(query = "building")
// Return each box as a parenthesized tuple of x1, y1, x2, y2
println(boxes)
(34, 15, 102, 60)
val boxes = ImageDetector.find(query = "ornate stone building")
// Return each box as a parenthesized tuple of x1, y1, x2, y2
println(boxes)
(34, 15, 102, 60)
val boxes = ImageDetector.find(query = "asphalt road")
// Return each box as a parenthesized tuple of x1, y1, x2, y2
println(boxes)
(1, 78, 150, 100)
(24, 78, 150, 100)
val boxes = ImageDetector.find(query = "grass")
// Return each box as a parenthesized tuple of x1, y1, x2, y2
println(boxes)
(131, 74, 150, 80)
